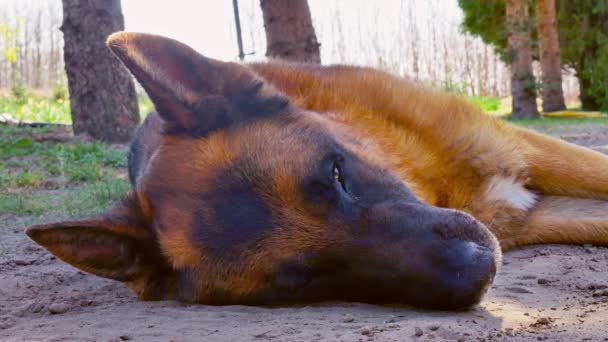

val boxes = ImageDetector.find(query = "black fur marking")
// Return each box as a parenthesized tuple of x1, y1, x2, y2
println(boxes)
(193, 167, 273, 259)
(231, 82, 290, 119)
(127, 134, 141, 186)
(127, 113, 162, 187)
(128, 113, 155, 186)
(162, 81, 290, 138)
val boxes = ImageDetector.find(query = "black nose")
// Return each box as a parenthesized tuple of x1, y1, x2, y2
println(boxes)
(411, 240, 497, 310)
(443, 241, 496, 308)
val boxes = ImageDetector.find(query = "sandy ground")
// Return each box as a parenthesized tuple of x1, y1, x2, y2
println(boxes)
(1, 124, 608, 342)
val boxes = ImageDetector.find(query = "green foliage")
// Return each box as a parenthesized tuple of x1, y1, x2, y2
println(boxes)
(521, 77, 539, 97)
(0, 93, 152, 124)
(51, 78, 69, 102)
(0, 95, 71, 123)
(458, 0, 608, 110)
(468, 96, 501, 112)
(137, 92, 154, 118)
(557, 0, 608, 110)
(458, 0, 508, 59)
(10, 76, 28, 104)
(0, 23, 19, 63)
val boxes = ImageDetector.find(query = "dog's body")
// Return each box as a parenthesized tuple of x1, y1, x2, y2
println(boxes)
(26, 33, 608, 310)
(131, 61, 608, 251)
(249, 63, 608, 250)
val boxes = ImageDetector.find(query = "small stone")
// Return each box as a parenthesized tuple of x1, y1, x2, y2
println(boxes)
(343, 314, 354, 323)
(12, 259, 31, 266)
(428, 324, 440, 331)
(119, 336, 131, 341)
(360, 328, 372, 336)
(537, 278, 550, 285)
(49, 302, 71, 314)
(588, 283, 608, 290)
(506, 287, 533, 294)
(14, 301, 44, 316)
(535, 317, 553, 325)
(415, 326, 424, 337)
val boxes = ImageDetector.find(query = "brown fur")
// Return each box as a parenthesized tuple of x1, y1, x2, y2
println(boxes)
(248, 62, 608, 249)
(24, 33, 608, 310)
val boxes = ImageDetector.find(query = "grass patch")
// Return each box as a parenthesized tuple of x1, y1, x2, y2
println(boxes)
(0, 92, 154, 124)
(0, 178, 130, 217)
(468, 96, 501, 112)
(0, 125, 130, 218)
(0, 126, 128, 189)
(507, 116, 608, 126)
(0, 96, 71, 123)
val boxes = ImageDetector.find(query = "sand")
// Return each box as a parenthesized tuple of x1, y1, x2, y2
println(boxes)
(1, 124, 608, 341)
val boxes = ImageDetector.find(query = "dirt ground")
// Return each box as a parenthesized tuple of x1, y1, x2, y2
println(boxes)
(1, 124, 608, 342)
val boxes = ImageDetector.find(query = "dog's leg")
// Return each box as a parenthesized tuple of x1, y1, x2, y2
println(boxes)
(503, 195, 608, 250)
(513, 126, 608, 199)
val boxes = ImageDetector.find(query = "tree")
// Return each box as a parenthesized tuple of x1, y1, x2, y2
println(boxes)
(459, 0, 608, 110)
(506, 0, 539, 119)
(260, 0, 321, 63)
(557, 1, 608, 110)
(536, 0, 565, 112)
(61, 0, 139, 142)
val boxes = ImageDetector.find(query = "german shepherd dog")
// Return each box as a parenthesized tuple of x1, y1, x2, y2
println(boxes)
(26, 33, 608, 310)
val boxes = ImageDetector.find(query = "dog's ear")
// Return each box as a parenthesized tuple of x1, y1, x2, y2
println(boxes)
(25, 192, 163, 281)
(106, 32, 289, 137)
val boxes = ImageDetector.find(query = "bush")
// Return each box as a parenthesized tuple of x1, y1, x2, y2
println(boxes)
(51, 79, 69, 102)
(10, 76, 27, 104)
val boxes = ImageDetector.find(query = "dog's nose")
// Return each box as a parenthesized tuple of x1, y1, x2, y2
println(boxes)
(428, 240, 497, 309)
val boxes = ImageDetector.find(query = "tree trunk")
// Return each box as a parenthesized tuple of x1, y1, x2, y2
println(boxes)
(536, 0, 566, 112)
(506, 0, 539, 119)
(260, 0, 321, 63)
(61, 0, 139, 142)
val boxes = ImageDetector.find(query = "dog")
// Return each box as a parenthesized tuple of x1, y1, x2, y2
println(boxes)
(25, 32, 608, 310)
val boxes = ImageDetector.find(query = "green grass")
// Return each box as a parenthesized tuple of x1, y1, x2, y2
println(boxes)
(0, 90, 150, 220)
(0, 125, 130, 218)
(0, 92, 153, 124)
(0, 96, 71, 123)
(0, 178, 130, 217)
(468, 96, 502, 112)
(507, 116, 608, 126)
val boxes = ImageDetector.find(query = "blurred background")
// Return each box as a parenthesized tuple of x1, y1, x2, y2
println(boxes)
(0, 0, 606, 135)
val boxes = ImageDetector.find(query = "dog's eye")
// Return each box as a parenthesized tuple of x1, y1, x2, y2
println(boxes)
(332, 163, 347, 192)
(332, 164, 341, 181)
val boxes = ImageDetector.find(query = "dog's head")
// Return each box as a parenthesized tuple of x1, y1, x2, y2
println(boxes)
(26, 33, 500, 310)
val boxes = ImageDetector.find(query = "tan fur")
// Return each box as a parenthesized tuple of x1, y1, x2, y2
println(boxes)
(26, 33, 608, 307)
(249, 62, 608, 251)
